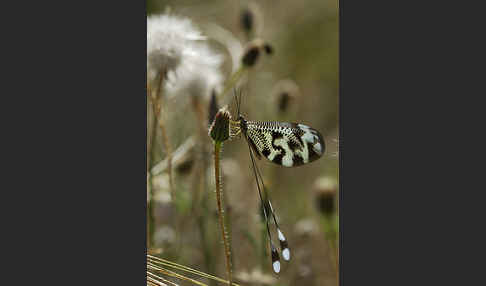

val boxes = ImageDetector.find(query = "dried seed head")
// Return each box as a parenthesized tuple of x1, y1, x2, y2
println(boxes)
(272, 79, 301, 113)
(148, 13, 224, 99)
(242, 45, 260, 67)
(313, 176, 338, 216)
(263, 43, 274, 55)
(241, 39, 274, 68)
(209, 105, 231, 142)
(239, 2, 264, 37)
(240, 8, 253, 33)
(174, 154, 194, 176)
(147, 14, 205, 83)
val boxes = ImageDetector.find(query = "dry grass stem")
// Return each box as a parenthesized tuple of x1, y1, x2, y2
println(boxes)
(147, 254, 242, 286)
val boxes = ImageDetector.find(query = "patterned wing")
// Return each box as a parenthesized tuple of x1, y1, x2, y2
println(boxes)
(245, 121, 325, 167)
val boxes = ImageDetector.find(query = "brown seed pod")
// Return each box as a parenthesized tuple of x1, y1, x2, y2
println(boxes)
(271, 79, 301, 113)
(313, 176, 338, 216)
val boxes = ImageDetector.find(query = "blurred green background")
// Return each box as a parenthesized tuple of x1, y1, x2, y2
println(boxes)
(147, 0, 338, 285)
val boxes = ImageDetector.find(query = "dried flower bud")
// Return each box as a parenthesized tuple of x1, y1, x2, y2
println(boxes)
(174, 155, 194, 175)
(314, 176, 338, 216)
(242, 45, 260, 67)
(240, 9, 253, 33)
(241, 39, 274, 68)
(263, 43, 274, 55)
(239, 2, 264, 37)
(272, 79, 301, 113)
(278, 92, 290, 111)
(209, 105, 231, 142)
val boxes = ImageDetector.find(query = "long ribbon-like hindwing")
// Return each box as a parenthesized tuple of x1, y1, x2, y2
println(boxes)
(234, 89, 323, 274)
(246, 134, 290, 273)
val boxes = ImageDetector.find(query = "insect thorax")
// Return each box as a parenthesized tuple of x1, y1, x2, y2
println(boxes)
(229, 115, 245, 140)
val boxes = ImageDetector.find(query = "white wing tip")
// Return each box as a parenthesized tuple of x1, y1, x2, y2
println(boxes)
(273, 261, 281, 273)
(278, 229, 286, 241)
(282, 248, 290, 261)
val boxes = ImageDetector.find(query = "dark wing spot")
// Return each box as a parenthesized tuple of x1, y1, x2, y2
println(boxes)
(292, 154, 304, 166)
(280, 239, 289, 250)
(288, 138, 302, 152)
(272, 153, 283, 165)
(291, 129, 305, 146)
(261, 148, 270, 157)
(271, 131, 284, 140)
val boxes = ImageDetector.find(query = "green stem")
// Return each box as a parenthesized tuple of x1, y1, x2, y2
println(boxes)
(213, 141, 232, 286)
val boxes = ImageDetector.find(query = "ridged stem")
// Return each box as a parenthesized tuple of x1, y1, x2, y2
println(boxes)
(213, 141, 232, 285)
(154, 74, 175, 201)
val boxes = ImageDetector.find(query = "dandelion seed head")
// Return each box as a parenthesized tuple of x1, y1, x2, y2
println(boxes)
(147, 14, 208, 83)
(165, 41, 224, 99)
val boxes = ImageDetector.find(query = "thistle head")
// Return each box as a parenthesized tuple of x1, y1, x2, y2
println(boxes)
(209, 105, 231, 143)
(241, 38, 274, 67)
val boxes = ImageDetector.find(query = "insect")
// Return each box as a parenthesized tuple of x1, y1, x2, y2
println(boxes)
(229, 90, 325, 273)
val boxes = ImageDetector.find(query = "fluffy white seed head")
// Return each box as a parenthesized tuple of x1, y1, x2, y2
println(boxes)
(147, 13, 222, 94)
(165, 41, 224, 99)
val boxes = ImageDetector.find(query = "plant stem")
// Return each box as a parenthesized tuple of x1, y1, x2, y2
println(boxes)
(213, 141, 232, 286)
(220, 66, 247, 103)
(323, 215, 339, 285)
(147, 84, 156, 249)
(154, 74, 175, 201)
